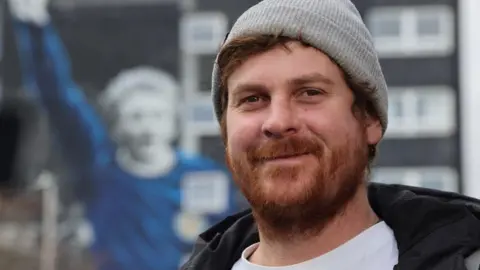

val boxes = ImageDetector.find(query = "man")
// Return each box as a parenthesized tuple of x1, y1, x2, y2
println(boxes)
(182, 0, 480, 270)
(8, 0, 239, 269)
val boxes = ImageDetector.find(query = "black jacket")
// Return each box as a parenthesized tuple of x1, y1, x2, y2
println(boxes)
(182, 183, 480, 270)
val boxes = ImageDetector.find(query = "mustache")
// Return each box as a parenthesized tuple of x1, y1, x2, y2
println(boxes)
(247, 136, 324, 164)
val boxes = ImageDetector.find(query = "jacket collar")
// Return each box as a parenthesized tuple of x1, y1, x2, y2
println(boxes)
(183, 183, 480, 270)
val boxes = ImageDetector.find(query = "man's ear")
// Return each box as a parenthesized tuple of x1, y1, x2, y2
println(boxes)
(365, 113, 383, 146)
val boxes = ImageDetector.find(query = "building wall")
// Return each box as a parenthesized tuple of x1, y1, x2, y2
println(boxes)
(183, 0, 467, 193)
(352, 0, 462, 192)
(459, 0, 480, 198)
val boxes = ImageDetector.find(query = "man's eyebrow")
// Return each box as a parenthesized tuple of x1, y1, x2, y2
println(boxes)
(287, 72, 335, 86)
(228, 72, 333, 100)
(230, 83, 268, 99)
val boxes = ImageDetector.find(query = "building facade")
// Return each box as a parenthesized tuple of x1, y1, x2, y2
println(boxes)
(179, 0, 470, 194)
(354, 0, 462, 193)
(459, 0, 480, 198)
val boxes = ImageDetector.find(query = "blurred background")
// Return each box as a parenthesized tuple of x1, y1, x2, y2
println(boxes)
(0, 0, 479, 269)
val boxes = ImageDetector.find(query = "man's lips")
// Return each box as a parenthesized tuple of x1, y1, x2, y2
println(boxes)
(257, 152, 310, 162)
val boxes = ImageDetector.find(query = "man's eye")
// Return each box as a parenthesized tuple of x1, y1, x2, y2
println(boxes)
(303, 89, 323, 96)
(243, 95, 261, 103)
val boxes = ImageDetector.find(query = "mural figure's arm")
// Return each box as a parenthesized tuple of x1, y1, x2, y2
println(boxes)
(11, 14, 113, 167)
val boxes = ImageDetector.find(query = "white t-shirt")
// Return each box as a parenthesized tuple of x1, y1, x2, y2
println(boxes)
(231, 221, 398, 270)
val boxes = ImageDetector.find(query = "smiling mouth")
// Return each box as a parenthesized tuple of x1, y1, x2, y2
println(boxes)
(260, 153, 310, 162)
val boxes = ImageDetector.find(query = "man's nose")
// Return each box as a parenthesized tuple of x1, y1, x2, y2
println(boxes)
(261, 98, 300, 139)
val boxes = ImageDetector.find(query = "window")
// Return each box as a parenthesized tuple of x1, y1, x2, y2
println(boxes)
(180, 94, 220, 153)
(366, 5, 455, 57)
(191, 101, 216, 123)
(52, 0, 177, 8)
(417, 13, 441, 36)
(184, 95, 218, 131)
(372, 167, 458, 192)
(388, 91, 404, 122)
(180, 12, 228, 55)
(181, 171, 230, 214)
(385, 86, 456, 138)
(369, 11, 402, 38)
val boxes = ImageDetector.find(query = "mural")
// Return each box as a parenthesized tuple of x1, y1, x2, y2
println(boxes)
(1, 0, 243, 269)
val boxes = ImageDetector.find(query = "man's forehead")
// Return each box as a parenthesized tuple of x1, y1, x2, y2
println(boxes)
(229, 47, 341, 89)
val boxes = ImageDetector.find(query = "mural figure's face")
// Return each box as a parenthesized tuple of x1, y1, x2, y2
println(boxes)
(113, 91, 176, 162)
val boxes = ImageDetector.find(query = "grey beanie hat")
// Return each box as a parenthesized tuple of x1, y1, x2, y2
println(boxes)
(211, 0, 388, 133)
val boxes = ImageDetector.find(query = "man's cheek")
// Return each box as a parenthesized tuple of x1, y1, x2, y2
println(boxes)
(227, 133, 249, 155)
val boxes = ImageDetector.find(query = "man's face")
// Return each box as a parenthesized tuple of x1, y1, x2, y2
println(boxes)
(224, 41, 382, 234)
(113, 92, 176, 162)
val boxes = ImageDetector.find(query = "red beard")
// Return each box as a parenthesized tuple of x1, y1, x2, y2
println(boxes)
(226, 130, 369, 240)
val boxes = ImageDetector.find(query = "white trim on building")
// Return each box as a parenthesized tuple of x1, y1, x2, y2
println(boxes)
(385, 86, 456, 138)
(366, 5, 455, 58)
(459, 0, 480, 198)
